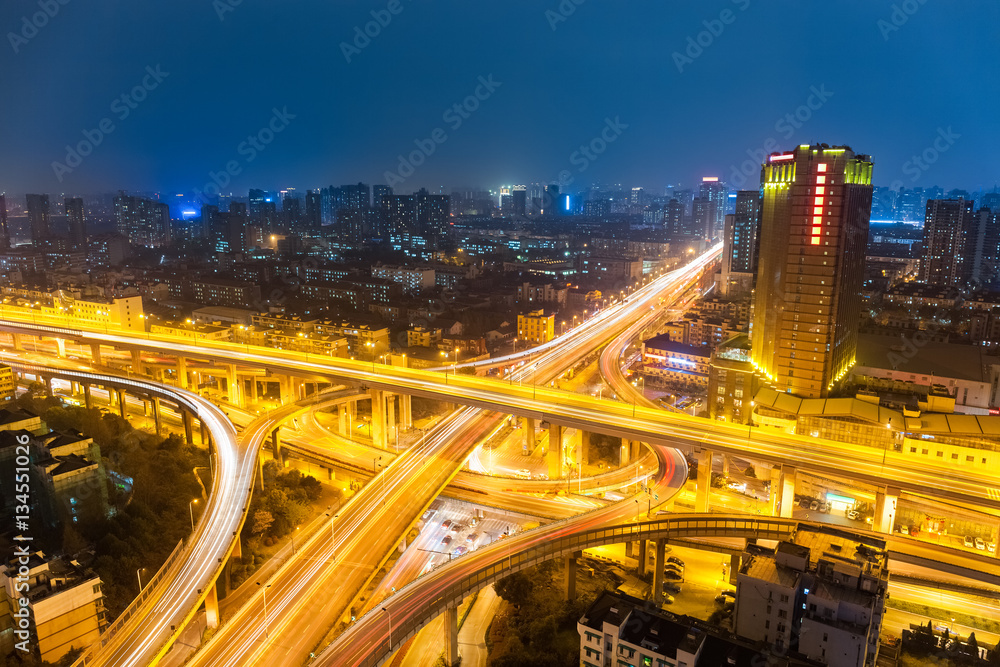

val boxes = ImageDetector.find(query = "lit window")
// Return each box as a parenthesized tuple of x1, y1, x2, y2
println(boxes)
(813, 207, 823, 215)
(814, 196, 824, 205)
(816, 175, 826, 184)
(810, 238, 820, 245)
(815, 187, 825, 195)
(817, 163, 827, 172)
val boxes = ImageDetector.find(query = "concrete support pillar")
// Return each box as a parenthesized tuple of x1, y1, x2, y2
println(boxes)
(547, 423, 563, 478)
(182, 410, 194, 445)
(249, 377, 258, 404)
(696, 449, 712, 513)
(620, 439, 631, 466)
(232, 537, 243, 561)
(369, 388, 387, 449)
(151, 397, 162, 436)
(625, 541, 634, 558)
(226, 365, 241, 407)
(55, 337, 66, 358)
(271, 428, 282, 465)
(400, 393, 412, 430)
(131, 349, 142, 373)
(116, 389, 127, 418)
(580, 431, 591, 468)
(563, 551, 581, 601)
(523, 417, 536, 454)
(637, 539, 647, 575)
(11, 333, 23, 351)
(875, 487, 899, 534)
(779, 466, 796, 519)
(176, 357, 188, 389)
(722, 454, 731, 476)
(386, 394, 396, 441)
(278, 376, 291, 404)
(204, 582, 220, 629)
(255, 454, 265, 491)
(631, 440, 641, 461)
(444, 605, 459, 667)
(338, 404, 348, 436)
(349, 399, 357, 421)
(729, 554, 740, 585)
(83, 384, 92, 409)
(652, 538, 667, 604)
(769, 466, 782, 516)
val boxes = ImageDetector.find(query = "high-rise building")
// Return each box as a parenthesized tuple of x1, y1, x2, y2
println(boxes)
(342, 182, 370, 210)
(664, 198, 684, 235)
(381, 194, 417, 236)
(963, 207, 1000, 288)
(0, 194, 8, 249)
(282, 192, 301, 231)
(981, 192, 1000, 213)
(543, 184, 560, 215)
(699, 177, 728, 238)
(919, 198, 975, 287)
(896, 187, 924, 222)
(719, 190, 761, 297)
(304, 190, 322, 231)
(26, 194, 51, 242)
(750, 144, 874, 398)
(416, 190, 450, 236)
(372, 184, 393, 209)
(114, 193, 171, 247)
(512, 185, 527, 217)
(65, 197, 86, 246)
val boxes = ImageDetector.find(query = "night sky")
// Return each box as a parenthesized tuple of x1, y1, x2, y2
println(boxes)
(1, 0, 997, 195)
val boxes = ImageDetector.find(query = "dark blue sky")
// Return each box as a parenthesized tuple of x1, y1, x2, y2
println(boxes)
(1, 0, 997, 195)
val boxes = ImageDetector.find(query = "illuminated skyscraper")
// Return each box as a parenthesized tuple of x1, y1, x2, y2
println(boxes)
(698, 177, 728, 238)
(0, 194, 8, 248)
(27, 193, 51, 242)
(417, 190, 450, 236)
(65, 197, 86, 246)
(919, 198, 975, 287)
(750, 144, 873, 398)
(512, 185, 527, 217)
(719, 190, 761, 296)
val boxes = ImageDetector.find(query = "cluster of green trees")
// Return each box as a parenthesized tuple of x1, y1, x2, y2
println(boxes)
(489, 562, 594, 667)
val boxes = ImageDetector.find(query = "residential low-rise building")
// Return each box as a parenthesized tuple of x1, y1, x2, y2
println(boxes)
(517, 309, 555, 344)
(370, 264, 435, 293)
(192, 278, 262, 309)
(150, 320, 232, 341)
(0, 365, 13, 403)
(642, 335, 710, 388)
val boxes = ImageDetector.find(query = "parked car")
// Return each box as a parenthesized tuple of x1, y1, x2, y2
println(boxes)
(664, 563, 683, 575)
(663, 595, 675, 605)
(662, 582, 682, 594)
(799, 498, 811, 509)
(819, 501, 830, 513)
(899, 525, 909, 535)
(515, 469, 531, 479)
(809, 500, 819, 511)
(963, 535, 975, 548)
(663, 570, 683, 581)
(667, 556, 685, 567)
(715, 591, 736, 603)
(846, 509, 861, 521)
(975, 537, 986, 550)
(989, 543, 997, 554)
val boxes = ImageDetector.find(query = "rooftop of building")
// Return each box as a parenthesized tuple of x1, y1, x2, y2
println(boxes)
(643, 334, 712, 358)
(856, 332, 993, 383)
(884, 282, 957, 299)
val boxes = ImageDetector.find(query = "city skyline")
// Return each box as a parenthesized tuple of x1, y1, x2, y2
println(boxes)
(1, 2, 998, 193)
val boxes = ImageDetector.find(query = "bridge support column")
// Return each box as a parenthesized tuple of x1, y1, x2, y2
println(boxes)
(226, 365, 241, 407)
(130, 349, 142, 373)
(204, 582, 220, 629)
(338, 404, 348, 436)
(271, 428, 283, 466)
(637, 539, 647, 575)
(11, 333, 23, 351)
(369, 388, 387, 449)
(175, 357, 189, 389)
(83, 384, 92, 409)
(523, 417, 536, 454)
(563, 551, 581, 601)
(116, 389, 126, 418)
(729, 554, 740, 585)
(386, 394, 396, 442)
(182, 410, 194, 445)
(399, 393, 412, 430)
(255, 454, 265, 491)
(278, 376, 291, 404)
(88, 342, 100, 364)
(151, 397, 162, 436)
(55, 337, 66, 358)
(580, 431, 591, 468)
(620, 439, 631, 466)
(778, 466, 796, 519)
(696, 450, 712, 513)
(547, 423, 563, 478)
(875, 487, 899, 534)
(652, 538, 667, 604)
(249, 377, 258, 404)
(444, 605, 459, 666)
(722, 454, 731, 476)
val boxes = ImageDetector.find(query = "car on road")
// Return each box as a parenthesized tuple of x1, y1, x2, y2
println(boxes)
(809, 500, 819, 511)
(715, 590, 736, 603)
(963, 535, 975, 548)
(976, 537, 986, 550)
(453, 546, 468, 556)
(450, 523, 463, 532)
(663, 570, 683, 581)
(818, 501, 830, 513)
(663, 595, 675, 604)
(514, 469, 531, 479)
(667, 556, 684, 567)
(441, 519, 453, 530)
(799, 498, 811, 509)
(532, 473, 549, 480)
(467, 532, 479, 544)
(846, 509, 861, 521)
(989, 543, 997, 554)
(899, 525, 909, 535)
(441, 536, 453, 547)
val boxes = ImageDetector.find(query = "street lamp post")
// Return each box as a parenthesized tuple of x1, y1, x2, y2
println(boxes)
(188, 498, 198, 532)
(257, 582, 271, 638)
(291, 526, 300, 554)
(325, 508, 339, 560)
(382, 606, 393, 650)
(136, 567, 146, 593)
